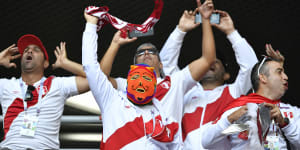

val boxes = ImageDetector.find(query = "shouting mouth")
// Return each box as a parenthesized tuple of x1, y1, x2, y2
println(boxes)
(26, 55, 33, 61)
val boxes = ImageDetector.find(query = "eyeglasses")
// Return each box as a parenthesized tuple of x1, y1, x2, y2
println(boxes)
(25, 85, 35, 101)
(257, 55, 271, 76)
(135, 48, 158, 56)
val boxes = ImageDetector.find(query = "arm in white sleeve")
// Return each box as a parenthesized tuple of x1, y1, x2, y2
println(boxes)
(228, 30, 258, 98)
(82, 23, 116, 111)
(201, 113, 232, 149)
(0, 79, 5, 101)
(281, 105, 300, 148)
(159, 26, 187, 75)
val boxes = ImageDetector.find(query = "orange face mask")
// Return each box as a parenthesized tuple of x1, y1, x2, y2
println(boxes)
(127, 64, 157, 105)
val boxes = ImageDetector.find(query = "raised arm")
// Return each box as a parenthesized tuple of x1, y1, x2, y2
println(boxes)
(0, 44, 21, 68)
(100, 31, 136, 89)
(51, 41, 89, 94)
(52, 41, 86, 77)
(213, 10, 258, 97)
(159, 9, 200, 75)
(188, 0, 216, 81)
(82, 12, 118, 110)
(202, 106, 247, 149)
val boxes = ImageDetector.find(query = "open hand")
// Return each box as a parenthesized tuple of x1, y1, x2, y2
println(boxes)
(0, 44, 21, 68)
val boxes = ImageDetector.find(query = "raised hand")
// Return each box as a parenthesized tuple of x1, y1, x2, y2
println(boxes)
(111, 30, 137, 47)
(0, 44, 21, 68)
(264, 103, 285, 127)
(178, 9, 200, 32)
(265, 44, 285, 63)
(212, 10, 235, 35)
(197, 0, 214, 19)
(52, 42, 68, 69)
(84, 12, 99, 25)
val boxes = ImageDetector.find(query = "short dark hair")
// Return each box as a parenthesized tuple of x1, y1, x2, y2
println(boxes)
(251, 57, 280, 92)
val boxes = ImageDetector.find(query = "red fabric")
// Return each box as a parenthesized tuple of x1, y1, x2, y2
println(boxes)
(145, 115, 179, 142)
(101, 117, 145, 150)
(203, 87, 235, 125)
(220, 93, 280, 116)
(154, 76, 171, 101)
(181, 87, 234, 141)
(181, 107, 203, 141)
(238, 130, 249, 140)
(17, 34, 49, 60)
(3, 76, 54, 139)
(85, 0, 164, 38)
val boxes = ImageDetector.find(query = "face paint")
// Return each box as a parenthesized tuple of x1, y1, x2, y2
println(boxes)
(127, 64, 157, 105)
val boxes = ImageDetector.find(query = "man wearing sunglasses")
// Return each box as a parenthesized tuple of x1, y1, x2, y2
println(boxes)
(0, 35, 89, 149)
(201, 46, 300, 149)
(83, 0, 217, 149)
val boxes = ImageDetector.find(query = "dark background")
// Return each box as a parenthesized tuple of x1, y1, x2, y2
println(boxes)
(1, 0, 300, 148)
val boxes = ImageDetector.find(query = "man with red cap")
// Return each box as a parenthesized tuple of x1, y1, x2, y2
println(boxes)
(0, 34, 89, 149)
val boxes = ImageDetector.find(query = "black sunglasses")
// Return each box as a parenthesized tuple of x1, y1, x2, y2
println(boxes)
(25, 85, 35, 101)
(135, 48, 158, 56)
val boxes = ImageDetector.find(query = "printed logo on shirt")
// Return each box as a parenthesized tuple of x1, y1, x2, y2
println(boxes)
(154, 76, 171, 101)
(283, 111, 293, 119)
(191, 96, 198, 100)
(13, 91, 19, 94)
(161, 81, 170, 89)
(36, 85, 49, 96)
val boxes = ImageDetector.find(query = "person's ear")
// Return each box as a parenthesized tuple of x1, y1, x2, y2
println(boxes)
(223, 72, 230, 81)
(259, 74, 267, 84)
(44, 60, 49, 69)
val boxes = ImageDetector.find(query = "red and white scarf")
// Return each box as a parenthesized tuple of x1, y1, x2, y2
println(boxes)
(85, 0, 164, 38)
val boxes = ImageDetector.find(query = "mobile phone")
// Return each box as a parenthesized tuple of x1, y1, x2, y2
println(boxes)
(128, 27, 154, 38)
(195, 13, 220, 24)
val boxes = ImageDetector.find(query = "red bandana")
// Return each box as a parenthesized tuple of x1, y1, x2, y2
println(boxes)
(85, 0, 164, 38)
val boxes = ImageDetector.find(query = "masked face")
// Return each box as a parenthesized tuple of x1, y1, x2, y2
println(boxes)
(127, 64, 157, 105)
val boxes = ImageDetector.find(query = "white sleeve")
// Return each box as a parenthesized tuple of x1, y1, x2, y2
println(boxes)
(159, 26, 187, 75)
(0, 79, 5, 101)
(82, 23, 117, 111)
(115, 77, 127, 92)
(177, 66, 197, 94)
(281, 104, 300, 148)
(227, 30, 258, 98)
(201, 108, 238, 149)
(55, 76, 78, 98)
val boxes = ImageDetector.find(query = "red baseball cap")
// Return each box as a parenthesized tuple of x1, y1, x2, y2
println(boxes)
(17, 34, 49, 61)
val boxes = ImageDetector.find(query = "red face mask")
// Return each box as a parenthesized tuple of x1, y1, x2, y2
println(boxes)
(127, 64, 157, 105)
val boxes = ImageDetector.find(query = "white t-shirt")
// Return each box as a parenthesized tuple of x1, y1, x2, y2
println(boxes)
(159, 26, 258, 149)
(82, 23, 197, 149)
(0, 76, 78, 149)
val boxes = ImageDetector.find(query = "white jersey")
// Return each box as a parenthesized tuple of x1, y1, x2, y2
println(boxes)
(159, 26, 258, 149)
(201, 102, 300, 150)
(82, 23, 197, 149)
(0, 76, 78, 149)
